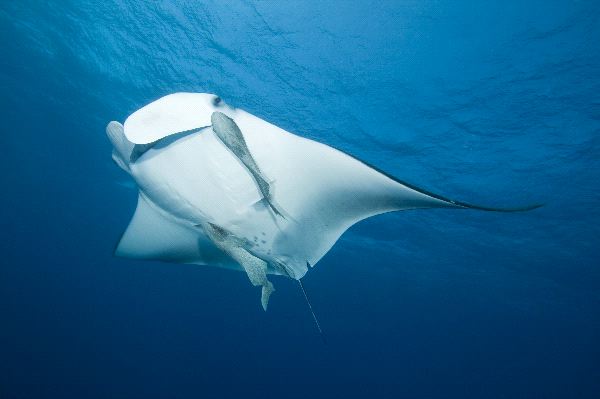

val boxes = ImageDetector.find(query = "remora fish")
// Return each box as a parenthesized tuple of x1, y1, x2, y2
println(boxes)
(211, 111, 286, 219)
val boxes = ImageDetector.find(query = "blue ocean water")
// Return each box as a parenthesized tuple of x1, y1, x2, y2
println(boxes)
(1, 1, 599, 398)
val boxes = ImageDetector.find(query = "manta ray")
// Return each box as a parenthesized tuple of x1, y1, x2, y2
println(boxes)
(107, 92, 539, 317)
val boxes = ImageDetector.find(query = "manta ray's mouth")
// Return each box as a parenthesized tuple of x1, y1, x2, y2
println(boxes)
(129, 125, 212, 163)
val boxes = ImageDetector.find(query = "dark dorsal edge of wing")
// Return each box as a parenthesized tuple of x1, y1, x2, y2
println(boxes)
(333, 145, 542, 213)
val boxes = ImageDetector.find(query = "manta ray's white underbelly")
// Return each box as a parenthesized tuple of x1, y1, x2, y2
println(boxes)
(129, 128, 303, 275)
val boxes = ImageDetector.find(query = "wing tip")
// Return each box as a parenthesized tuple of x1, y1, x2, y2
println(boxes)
(454, 201, 544, 213)
(331, 145, 543, 214)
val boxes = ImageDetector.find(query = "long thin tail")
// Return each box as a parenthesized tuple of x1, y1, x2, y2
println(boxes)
(298, 279, 326, 344)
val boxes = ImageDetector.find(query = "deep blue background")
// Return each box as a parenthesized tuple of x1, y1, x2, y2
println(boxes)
(1, 1, 599, 398)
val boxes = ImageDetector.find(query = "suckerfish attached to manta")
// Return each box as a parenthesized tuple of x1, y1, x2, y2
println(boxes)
(211, 111, 286, 219)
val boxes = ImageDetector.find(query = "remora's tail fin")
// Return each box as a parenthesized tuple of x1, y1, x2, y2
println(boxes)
(261, 282, 275, 311)
(264, 196, 288, 219)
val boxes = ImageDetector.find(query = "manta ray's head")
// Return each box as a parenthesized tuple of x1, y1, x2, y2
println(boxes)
(123, 93, 236, 145)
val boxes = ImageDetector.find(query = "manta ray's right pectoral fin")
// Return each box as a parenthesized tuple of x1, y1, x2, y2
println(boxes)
(115, 193, 212, 264)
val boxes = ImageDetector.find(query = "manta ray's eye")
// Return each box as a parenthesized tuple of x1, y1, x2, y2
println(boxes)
(212, 96, 222, 106)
